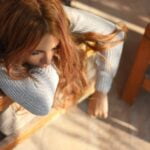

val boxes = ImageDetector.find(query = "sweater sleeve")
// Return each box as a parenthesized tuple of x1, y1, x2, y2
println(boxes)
(0, 65, 59, 115)
(63, 5, 125, 94)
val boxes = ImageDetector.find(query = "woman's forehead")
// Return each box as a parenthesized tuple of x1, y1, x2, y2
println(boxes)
(34, 34, 59, 51)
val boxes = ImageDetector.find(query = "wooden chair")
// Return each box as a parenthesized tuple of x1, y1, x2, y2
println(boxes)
(0, 85, 95, 150)
(0, 43, 97, 150)
(122, 23, 150, 104)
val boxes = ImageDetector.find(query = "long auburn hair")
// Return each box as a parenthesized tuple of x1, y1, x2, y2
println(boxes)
(0, 0, 127, 108)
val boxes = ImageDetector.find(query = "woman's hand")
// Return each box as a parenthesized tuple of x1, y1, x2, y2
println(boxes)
(87, 90, 108, 119)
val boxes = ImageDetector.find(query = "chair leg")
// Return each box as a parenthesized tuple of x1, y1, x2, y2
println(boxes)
(122, 24, 150, 104)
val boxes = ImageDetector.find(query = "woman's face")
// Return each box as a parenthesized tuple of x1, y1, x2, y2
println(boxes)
(25, 34, 59, 68)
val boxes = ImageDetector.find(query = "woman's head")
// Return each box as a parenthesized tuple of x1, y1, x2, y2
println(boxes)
(0, 0, 80, 79)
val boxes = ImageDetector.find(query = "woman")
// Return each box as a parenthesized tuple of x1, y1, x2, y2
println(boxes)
(0, 0, 127, 136)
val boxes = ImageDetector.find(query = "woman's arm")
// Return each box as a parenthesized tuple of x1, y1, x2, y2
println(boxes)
(63, 5, 125, 94)
(63, 5, 116, 35)
(0, 65, 59, 115)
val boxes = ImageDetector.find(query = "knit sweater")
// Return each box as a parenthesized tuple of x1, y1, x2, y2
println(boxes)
(0, 5, 125, 115)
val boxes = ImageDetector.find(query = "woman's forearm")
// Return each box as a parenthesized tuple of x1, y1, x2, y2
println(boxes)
(0, 65, 59, 115)
(63, 5, 125, 94)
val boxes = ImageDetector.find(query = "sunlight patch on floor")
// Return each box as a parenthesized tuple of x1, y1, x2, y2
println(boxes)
(72, 1, 145, 34)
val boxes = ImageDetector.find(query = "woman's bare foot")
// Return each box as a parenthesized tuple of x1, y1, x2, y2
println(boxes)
(87, 91, 108, 119)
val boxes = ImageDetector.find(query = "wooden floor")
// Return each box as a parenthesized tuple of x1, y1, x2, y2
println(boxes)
(13, 88, 150, 150)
